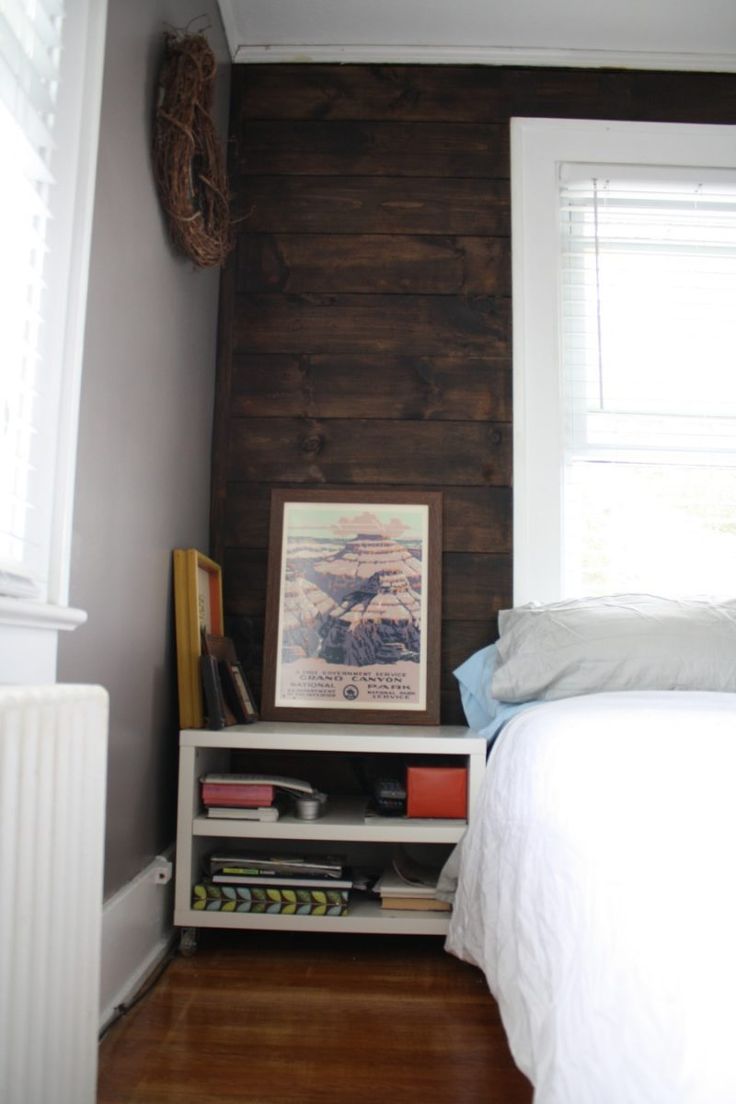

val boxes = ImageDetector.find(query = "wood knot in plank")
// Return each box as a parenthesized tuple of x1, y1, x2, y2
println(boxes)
(300, 433, 324, 455)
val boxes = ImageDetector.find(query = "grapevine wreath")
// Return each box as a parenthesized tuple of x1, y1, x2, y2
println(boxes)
(153, 30, 231, 268)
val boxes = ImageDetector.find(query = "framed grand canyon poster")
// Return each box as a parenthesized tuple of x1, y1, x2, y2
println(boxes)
(261, 489, 442, 725)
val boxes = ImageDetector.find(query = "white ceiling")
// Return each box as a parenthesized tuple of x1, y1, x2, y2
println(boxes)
(217, 0, 736, 71)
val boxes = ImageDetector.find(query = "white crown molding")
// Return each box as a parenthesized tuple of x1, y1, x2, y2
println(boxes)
(229, 42, 736, 73)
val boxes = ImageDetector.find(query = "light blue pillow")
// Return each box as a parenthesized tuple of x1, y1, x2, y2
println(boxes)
(454, 643, 536, 743)
(454, 643, 502, 731)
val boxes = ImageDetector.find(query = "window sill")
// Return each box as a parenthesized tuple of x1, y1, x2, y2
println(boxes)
(0, 599, 87, 683)
(0, 597, 87, 632)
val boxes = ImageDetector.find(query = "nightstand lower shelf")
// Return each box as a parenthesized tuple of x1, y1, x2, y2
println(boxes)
(175, 893, 451, 936)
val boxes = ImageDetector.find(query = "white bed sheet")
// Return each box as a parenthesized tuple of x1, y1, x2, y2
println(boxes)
(445, 691, 736, 1104)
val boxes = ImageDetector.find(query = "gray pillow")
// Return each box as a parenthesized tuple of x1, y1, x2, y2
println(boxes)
(491, 594, 736, 703)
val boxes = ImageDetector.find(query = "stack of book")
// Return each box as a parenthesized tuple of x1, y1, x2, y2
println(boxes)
(193, 853, 352, 916)
(374, 869, 450, 911)
(200, 773, 315, 821)
(374, 859, 451, 912)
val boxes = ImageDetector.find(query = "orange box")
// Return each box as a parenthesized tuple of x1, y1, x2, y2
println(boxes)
(406, 765, 468, 819)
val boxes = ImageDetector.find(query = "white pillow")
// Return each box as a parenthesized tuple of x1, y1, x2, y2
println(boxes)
(491, 594, 736, 703)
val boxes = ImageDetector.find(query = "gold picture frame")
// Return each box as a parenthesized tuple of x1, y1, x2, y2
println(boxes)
(173, 549, 224, 728)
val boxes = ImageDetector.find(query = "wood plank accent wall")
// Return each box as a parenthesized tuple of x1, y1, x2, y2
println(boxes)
(212, 65, 736, 724)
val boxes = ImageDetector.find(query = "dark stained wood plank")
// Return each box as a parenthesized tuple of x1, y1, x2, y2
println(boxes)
(210, 241, 238, 565)
(226, 419, 512, 486)
(503, 66, 636, 120)
(232, 65, 736, 131)
(444, 487, 513, 554)
(232, 294, 510, 356)
(231, 177, 509, 235)
(236, 121, 510, 177)
(223, 484, 512, 554)
(505, 67, 736, 125)
(225, 614, 264, 680)
(223, 486, 273, 547)
(236, 234, 510, 295)
(441, 686, 467, 725)
(443, 620, 501, 684)
(98, 931, 533, 1104)
(232, 64, 511, 122)
(625, 71, 736, 123)
(223, 547, 268, 616)
(230, 356, 511, 421)
(444, 554, 512, 621)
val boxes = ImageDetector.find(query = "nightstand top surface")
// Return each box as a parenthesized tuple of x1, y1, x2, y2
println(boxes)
(180, 720, 485, 753)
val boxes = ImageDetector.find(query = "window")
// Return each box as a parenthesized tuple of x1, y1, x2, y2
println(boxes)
(0, 0, 107, 680)
(1, 0, 65, 600)
(511, 118, 736, 604)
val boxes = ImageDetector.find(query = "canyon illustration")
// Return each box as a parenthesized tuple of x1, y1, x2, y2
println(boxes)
(274, 503, 429, 710)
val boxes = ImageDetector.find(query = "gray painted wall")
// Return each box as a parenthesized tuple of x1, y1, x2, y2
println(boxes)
(58, 0, 230, 897)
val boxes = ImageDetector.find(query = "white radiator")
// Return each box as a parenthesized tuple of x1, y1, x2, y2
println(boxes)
(0, 685, 108, 1104)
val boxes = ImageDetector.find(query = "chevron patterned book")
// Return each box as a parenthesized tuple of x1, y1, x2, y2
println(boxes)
(192, 882, 349, 915)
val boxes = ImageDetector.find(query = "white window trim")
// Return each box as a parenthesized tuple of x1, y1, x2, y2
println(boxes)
(45, 0, 108, 609)
(510, 116, 736, 606)
(0, 0, 108, 683)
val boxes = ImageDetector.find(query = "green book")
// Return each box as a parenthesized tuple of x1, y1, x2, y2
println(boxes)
(192, 882, 349, 915)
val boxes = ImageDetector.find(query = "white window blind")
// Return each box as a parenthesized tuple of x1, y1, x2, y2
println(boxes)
(558, 164, 736, 598)
(0, 0, 65, 599)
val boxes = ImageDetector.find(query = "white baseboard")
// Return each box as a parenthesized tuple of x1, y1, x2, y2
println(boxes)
(99, 848, 175, 1031)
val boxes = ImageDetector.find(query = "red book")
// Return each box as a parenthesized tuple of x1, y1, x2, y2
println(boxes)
(406, 766, 467, 819)
(201, 782, 274, 807)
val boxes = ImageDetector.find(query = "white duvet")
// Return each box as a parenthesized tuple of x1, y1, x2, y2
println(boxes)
(445, 691, 736, 1104)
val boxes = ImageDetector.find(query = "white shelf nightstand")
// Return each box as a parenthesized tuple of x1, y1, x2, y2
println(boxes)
(174, 721, 486, 946)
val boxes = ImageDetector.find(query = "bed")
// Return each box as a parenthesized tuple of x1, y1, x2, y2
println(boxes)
(443, 595, 736, 1104)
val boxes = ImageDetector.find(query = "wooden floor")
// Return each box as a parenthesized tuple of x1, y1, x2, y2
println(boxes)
(97, 930, 532, 1104)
